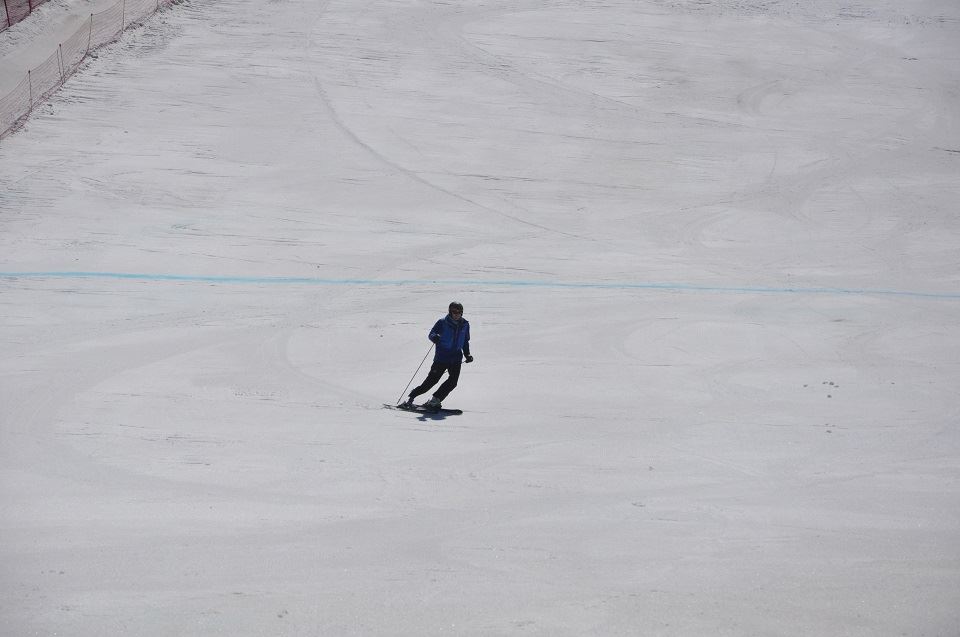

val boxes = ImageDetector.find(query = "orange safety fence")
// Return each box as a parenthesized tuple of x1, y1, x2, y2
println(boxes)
(1, 0, 175, 140)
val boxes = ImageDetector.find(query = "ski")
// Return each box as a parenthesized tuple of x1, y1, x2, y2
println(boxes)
(384, 403, 463, 415)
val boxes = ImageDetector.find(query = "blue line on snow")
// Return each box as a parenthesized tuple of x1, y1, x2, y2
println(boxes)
(1, 270, 959, 300)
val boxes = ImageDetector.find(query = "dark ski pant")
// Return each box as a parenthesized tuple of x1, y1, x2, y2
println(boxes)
(410, 361, 461, 402)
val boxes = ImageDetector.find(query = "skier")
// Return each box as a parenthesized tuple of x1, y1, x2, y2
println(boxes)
(400, 302, 473, 411)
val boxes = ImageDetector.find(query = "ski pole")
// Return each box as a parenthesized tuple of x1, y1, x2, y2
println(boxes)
(396, 343, 434, 405)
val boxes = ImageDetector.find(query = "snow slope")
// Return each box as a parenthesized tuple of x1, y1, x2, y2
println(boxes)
(1, 0, 959, 635)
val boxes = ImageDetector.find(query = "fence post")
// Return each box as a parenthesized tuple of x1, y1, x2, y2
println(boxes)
(58, 44, 64, 83)
(121, 0, 125, 30)
(28, 70, 33, 106)
(3, 0, 10, 29)
(87, 14, 93, 53)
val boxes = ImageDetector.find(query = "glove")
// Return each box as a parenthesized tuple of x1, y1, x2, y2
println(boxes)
(464, 355, 474, 363)
(430, 333, 440, 344)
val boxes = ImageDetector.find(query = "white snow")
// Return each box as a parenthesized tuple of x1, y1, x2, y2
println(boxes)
(1, 0, 959, 635)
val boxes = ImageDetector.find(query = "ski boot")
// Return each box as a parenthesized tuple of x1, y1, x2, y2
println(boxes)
(423, 397, 442, 413)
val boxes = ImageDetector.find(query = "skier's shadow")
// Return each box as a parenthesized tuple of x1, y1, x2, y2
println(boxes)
(383, 404, 461, 421)
(415, 411, 459, 422)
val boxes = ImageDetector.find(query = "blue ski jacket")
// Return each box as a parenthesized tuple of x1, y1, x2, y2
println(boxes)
(430, 314, 471, 364)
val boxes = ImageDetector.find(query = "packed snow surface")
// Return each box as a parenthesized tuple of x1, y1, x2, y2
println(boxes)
(1, 0, 959, 635)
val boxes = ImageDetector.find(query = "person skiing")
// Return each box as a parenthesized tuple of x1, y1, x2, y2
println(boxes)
(400, 302, 473, 411)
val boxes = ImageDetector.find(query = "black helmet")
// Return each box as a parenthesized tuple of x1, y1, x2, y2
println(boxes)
(449, 301, 464, 314)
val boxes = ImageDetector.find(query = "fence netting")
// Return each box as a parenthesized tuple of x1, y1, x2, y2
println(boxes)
(3, 0, 53, 31)
(1, 0, 174, 139)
